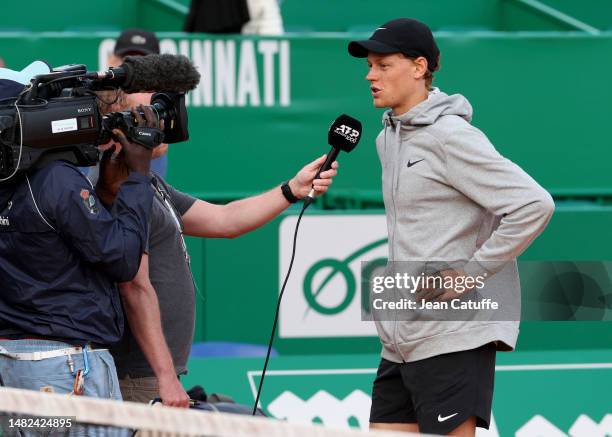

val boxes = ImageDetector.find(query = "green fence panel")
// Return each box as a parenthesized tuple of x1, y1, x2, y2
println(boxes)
(0, 0, 185, 32)
(280, 0, 583, 33)
(1, 33, 611, 353)
(163, 33, 612, 198)
(542, 0, 612, 31)
(2, 33, 612, 197)
(3, 0, 607, 33)
(137, 0, 187, 31)
(0, 1, 134, 32)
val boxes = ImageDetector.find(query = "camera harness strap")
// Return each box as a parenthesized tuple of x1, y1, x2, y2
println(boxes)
(25, 175, 57, 232)
(151, 174, 189, 263)
(24, 166, 96, 233)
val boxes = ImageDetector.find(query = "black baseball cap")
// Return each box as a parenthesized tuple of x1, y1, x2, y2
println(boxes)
(348, 18, 440, 71)
(114, 29, 160, 56)
(0, 79, 24, 101)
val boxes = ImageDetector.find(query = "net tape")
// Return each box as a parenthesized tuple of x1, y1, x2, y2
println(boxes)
(0, 386, 430, 437)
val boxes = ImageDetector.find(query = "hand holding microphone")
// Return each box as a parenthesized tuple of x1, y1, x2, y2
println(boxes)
(287, 155, 339, 199)
(302, 114, 363, 207)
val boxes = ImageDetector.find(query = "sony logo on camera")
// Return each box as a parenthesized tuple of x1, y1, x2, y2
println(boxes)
(77, 107, 93, 114)
(334, 124, 360, 144)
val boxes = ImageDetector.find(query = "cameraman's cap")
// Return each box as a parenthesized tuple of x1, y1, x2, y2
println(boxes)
(348, 18, 440, 71)
(114, 29, 160, 56)
(0, 79, 24, 100)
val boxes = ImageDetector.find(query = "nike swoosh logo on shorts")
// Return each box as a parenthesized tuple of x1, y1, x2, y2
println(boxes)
(438, 413, 459, 422)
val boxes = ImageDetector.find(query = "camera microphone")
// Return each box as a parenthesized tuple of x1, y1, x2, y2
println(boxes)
(304, 114, 362, 206)
(91, 54, 201, 94)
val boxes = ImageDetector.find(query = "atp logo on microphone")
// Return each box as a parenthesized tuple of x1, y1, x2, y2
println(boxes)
(334, 125, 360, 144)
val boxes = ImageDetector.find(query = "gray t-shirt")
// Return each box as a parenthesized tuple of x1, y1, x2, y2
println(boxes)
(110, 173, 197, 378)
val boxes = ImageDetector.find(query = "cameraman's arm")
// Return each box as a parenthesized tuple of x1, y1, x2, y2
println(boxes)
(96, 106, 159, 205)
(119, 254, 190, 408)
(38, 163, 151, 282)
(182, 155, 338, 238)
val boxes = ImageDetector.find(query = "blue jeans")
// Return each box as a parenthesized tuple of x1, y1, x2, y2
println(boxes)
(0, 339, 122, 400)
(0, 340, 129, 436)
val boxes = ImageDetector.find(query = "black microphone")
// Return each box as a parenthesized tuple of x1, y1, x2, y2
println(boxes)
(252, 114, 362, 414)
(304, 114, 362, 206)
(90, 54, 201, 93)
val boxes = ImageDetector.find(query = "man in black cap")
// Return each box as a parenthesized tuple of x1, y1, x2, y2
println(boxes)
(110, 29, 160, 62)
(349, 18, 553, 436)
(108, 29, 168, 178)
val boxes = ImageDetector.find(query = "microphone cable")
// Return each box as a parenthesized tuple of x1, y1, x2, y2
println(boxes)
(251, 197, 314, 415)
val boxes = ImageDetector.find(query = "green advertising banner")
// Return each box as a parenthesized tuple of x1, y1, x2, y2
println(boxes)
(2, 33, 612, 355)
(2, 32, 612, 199)
(183, 350, 612, 436)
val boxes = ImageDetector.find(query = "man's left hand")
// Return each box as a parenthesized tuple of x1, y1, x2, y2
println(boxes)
(158, 374, 190, 408)
(288, 154, 339, 199)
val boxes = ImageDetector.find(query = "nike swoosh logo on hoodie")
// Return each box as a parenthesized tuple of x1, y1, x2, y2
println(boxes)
(407, 159, 424, 168)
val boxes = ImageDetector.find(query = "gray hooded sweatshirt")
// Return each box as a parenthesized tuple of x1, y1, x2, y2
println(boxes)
(376, 88, 555, 363)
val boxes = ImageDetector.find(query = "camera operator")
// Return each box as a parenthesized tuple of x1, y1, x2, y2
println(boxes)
(92, 93, 190, 407)
(92, 89, 339, 406)
(0, 79, 156, 400)
(106, 29, 169, 177)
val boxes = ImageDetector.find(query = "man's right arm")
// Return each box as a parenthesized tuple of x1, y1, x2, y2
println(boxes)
(119, 254, 190, 408)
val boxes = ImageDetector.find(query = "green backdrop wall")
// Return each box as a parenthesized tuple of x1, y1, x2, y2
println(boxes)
(3, 0, 612, 33)
(3, 33, 607, 198)
(1, 31, 611, 353)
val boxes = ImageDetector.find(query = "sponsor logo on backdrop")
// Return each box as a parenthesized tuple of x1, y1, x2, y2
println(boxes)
(247, 368, 375, 431)
(265, 388, 610, 437)
(248, 363, 612, 436)
(267, 390, 370, 430)
(99, 38, 291, 108)
(516, 414, 612, 437)
(278, 215, 388, 338)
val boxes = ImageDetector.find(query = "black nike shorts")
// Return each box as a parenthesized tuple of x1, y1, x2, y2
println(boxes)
(369, 342, 496, 435)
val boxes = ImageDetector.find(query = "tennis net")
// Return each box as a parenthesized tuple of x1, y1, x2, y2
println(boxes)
(0, 386, 428, 437)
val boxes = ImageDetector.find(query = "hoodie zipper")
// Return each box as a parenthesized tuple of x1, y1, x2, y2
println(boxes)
(385, 116, 404, 362)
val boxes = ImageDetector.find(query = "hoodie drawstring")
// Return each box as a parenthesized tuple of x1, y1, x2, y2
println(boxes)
(393, 120, 402, 194)
(383, 119, 388, 166)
